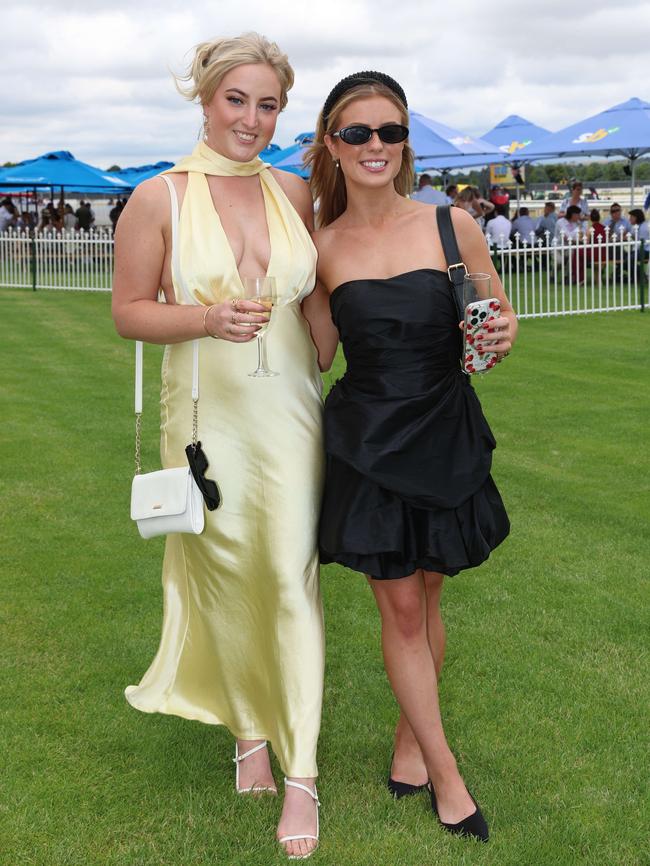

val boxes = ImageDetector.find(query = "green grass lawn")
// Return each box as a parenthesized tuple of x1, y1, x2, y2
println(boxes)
(1, 289, 649, 866)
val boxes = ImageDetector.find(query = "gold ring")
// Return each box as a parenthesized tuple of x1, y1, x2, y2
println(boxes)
(231, 298, 240, 311)
(231, 313, 238, 325)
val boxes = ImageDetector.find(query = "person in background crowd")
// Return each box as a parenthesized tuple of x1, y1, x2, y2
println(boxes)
(489, 185, 509, 217)
(109, 198, 124, 234)
(63, 203, 77, 231)
(454, 186, 494, 229)
(604, 203, 631, 237)
(510, 207, 535, 243)
(17, 211, 35, 231)
(629, 208, 649, 247)
(555, 204, 582, 241)
(535, 202, 557, 239)
(0, 197, 15, 231)
(643, 188, 650, 212)
(75, 200, 93, 232)
(411, 173, 447, 205)
(558, 181, 588, 219)
(588, 186, 599, 200)
(588, 208, 606, 243)
(628, 209, 649, 280)
(587, 209, 606, 275)
(0, 200, 18, 230)
(484, 203, 512, 248)
(445, 183, 457, 204)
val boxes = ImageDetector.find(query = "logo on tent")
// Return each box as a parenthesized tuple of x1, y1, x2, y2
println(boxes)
(499, 139, 532, 154)
(572, 126, 620, 144)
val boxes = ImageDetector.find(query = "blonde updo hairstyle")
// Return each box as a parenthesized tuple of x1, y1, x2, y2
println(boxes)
(176, 32, 294, 110)
(306, 83, 415, 228)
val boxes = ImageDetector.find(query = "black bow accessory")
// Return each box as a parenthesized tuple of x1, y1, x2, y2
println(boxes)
(185, 442, 221, 511)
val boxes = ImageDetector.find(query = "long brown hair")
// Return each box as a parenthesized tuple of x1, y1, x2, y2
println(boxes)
(305, 83, 414, 228)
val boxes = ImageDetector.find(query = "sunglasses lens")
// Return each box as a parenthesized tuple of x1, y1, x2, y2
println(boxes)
(340, 126, 372, 145)
(379, 125, 409, 143)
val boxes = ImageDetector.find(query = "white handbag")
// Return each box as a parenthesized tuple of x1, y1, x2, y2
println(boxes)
(130, 339, 205, 539)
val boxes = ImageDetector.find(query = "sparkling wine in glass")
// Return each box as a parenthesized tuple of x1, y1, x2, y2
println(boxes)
(242, 276, 277, 378)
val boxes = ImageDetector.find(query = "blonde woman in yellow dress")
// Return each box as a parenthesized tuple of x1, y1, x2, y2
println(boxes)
(112, 33, 323, 859)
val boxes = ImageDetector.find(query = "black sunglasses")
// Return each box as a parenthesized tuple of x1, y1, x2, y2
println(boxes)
(331, 124, 409, 145)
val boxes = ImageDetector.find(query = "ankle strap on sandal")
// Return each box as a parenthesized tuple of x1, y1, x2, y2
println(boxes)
(233, 741, 267, 763)
(284, 778, 321, 807)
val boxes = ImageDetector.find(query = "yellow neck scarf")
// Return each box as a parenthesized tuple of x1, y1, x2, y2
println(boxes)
(161, 142, 316, 307)
(164, 141, 269, 177)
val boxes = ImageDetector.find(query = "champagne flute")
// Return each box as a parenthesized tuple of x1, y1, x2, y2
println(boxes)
(242, 276, 277, 378)
(462, 272, 492, 307)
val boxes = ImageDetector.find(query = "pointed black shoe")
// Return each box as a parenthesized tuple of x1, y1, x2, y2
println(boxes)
(387, 753, 429, 799)
(430, 786, 489, 842)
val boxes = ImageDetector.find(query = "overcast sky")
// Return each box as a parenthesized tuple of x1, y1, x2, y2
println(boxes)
(2, 0, 649, 169)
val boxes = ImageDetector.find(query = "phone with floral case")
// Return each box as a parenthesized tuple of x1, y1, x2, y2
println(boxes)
(462, 298, 501, 374)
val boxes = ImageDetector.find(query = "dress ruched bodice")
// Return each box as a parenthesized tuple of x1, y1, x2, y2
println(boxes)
(326, 269, 496, 511)
(319, 268, 509, 580)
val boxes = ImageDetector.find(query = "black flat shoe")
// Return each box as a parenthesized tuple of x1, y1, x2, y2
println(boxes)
(430, 785, 489, 842)
(387, 753, 429, 799)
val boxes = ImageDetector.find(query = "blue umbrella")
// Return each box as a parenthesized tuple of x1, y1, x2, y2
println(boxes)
(259, 143, 281, 161)
(415, 114, 550, 172)
(109, 161, 174, 186)
(266, 135, 315, 178)
(409, 112, 501, 162)
(523, 97, 650, 204)
(0, 150, 133, 193)
(270, 117, 499, 179)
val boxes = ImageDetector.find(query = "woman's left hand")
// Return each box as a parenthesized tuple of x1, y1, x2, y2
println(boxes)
(479, 314, 513, 361)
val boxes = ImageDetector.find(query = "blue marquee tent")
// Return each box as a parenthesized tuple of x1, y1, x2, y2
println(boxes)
(265, 134, 315, 178)
(417, 114, 551, 172)
(0, 151, 133, 193)
(523, 97, 650, 204)
(409, 112, 501, 163)
(108, 161, 174, 186)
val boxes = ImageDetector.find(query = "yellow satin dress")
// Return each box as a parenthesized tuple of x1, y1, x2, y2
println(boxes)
(125, 145, 325, 778)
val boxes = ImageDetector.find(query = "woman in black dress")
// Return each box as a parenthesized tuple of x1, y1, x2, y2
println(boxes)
(302, 72, 517, 843)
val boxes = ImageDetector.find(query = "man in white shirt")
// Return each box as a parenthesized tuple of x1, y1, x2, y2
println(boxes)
(411, 174, 447, 205)
(554, 205, 582, 241)
(484, 205, 512, 248)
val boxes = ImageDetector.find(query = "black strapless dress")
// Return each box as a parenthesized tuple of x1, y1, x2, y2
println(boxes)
(319, 268, 510, 580)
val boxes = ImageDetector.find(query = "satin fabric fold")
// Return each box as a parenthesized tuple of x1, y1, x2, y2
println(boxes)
(125, 144, 325, 777)
(163, 142, 314, 307)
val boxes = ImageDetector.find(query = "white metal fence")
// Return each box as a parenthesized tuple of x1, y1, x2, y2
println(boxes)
(0, 227, 114, 292)
(487, 227, 648, 318)
(0, 226, 647, 317)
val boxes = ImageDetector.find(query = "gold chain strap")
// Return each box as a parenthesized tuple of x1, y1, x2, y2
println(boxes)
(134, 412, 142, 475)
(192, 398, 198, 446)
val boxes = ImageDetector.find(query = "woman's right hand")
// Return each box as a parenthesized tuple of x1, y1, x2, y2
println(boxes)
(203, 298, 271, 342)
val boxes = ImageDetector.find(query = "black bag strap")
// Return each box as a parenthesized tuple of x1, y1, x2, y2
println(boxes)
(435, 205, 466, 323)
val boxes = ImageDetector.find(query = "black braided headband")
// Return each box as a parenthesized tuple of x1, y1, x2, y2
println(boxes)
(322, 71, 408, 129)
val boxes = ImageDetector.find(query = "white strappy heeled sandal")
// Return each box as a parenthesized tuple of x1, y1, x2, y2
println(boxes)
(278, 778, 320, 860)
(233, 741, 277, 794)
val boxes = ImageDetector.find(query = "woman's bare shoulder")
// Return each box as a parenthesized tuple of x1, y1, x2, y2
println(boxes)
(269, 167, 313, 224)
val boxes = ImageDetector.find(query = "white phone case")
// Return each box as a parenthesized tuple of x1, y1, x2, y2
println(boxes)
(462, 298, 501, 374)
